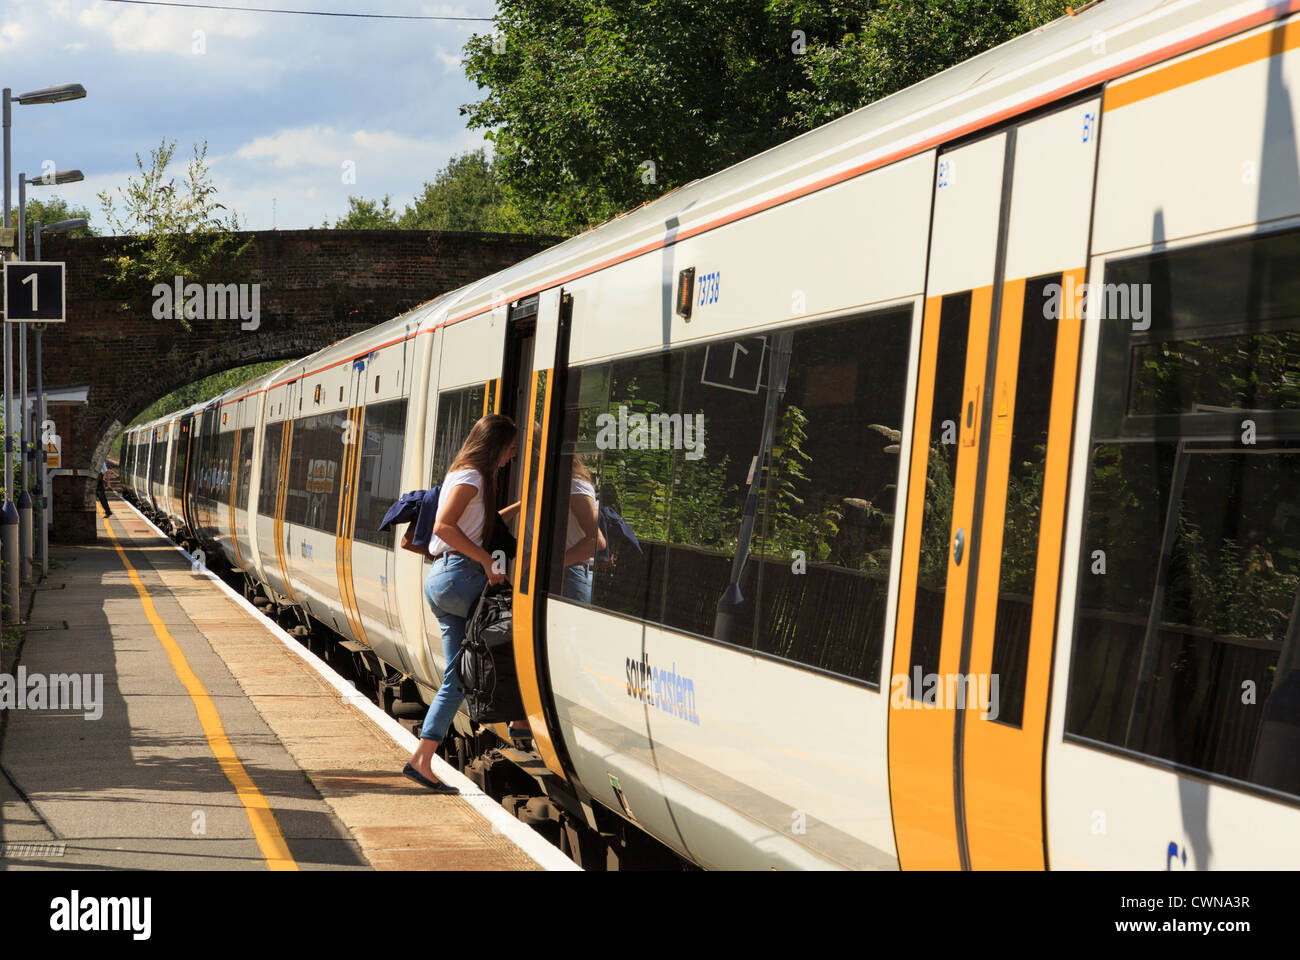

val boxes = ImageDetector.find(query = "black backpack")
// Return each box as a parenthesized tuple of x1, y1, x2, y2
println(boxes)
(460, 583, 525, 724)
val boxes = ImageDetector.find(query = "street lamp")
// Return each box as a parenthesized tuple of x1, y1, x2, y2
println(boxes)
(31, 218, 86, 580)
(15, 171, 85, 584)
(1, 82, 87, 622)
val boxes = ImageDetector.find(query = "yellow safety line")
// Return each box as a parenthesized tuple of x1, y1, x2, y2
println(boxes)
(101, 515, 299, 871)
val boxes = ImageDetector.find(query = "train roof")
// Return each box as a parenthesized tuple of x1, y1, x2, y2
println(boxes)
(436, 0, 1250, 323)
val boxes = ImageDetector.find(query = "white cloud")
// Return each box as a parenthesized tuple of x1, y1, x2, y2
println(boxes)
(77, 1, 260, 55)
(233, 124, 482, 173)
(436, 50, 462, 72)
(0, 18, 30, 53)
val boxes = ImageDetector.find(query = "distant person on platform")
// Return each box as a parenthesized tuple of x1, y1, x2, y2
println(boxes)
(97, 464, 112, 518)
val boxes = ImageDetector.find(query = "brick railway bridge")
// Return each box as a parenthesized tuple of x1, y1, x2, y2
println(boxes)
(33, 229, 558, 541)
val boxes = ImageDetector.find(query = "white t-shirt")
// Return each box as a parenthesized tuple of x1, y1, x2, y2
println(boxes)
(565, 477, 598, 553)
(428, 468, 485, 557)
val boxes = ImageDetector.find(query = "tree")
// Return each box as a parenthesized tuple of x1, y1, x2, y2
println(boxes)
(20, 197, 97, 244)
(783, 0, 1055, 128)
(331, 194, 399, 229)
(98, 139, 248, 329)
(398, 148, 560, 233)
(328, 150, 565, 234)
(461, 0, 1069, 230)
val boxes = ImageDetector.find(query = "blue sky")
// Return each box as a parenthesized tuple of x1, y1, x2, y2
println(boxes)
(1, 0, 497, 231)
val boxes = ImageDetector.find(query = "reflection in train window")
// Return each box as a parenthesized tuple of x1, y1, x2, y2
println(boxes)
(1066, 228, 1300, 799)
(990, 275, 1062, 728)
(908, 292, 971, 698)
(236, 429, 254, 512)
(283, 411, 345, 531)
(549, 305, 913, 684)
(431, 383, 486, 484)
(258, 421, 283, 515)
(150, 428, 167, 497)
(353, 399, 409, 547)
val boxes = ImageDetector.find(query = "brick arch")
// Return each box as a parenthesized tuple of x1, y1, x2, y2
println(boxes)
(37, 229, 557, 541)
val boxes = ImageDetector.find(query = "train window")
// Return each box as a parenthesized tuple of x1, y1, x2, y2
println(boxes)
(236, 429, 254, 512)
(430, 383, 487, 484)
(989, 275, 1062, 728)
(257, 421, 284, 515)
(517, 369, 548, 594)
(216, 429, 235, 506)
(908, 292, 972, 699)
(150, 431, 166, 494)
(549, 305, 913, 684)
(553, 351, 674, 623)
(171, 421, 191, 502)
(353, 399, 409, 547)
(1066, 228, 1300, 799)
(283, 412, 345, 532)
(751, 307, 911, 680)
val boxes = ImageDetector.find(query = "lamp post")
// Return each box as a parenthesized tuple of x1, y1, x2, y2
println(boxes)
(2, 82, 86, 623)
(17, 169, 82, 583)
(32, 218, 86, 580)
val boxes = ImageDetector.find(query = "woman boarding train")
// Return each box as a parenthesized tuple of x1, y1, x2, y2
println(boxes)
(403, 414, 604, 792)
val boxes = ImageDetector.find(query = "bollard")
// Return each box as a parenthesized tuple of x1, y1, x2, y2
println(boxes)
(2, 499, 18, 625)
(18, 488, 31, 584)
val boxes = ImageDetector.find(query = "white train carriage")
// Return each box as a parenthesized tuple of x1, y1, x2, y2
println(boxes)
(116, 0, 1300, 869)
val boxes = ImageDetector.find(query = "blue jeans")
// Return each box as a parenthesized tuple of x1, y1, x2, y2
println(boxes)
(562, 563, 593, 604)
(419, 554, 487, 742)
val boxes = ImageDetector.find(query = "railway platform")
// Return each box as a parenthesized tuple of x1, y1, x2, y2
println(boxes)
(0, 497, 575, 872)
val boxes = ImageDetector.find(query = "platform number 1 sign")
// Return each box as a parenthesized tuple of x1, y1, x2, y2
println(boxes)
(4, 262, 66, 323)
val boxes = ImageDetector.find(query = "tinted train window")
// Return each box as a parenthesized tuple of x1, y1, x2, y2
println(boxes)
(150, 431, 167, 493)
(353, 399, 408, 547)
(908, 293, 970, 697)
(171, 421, 191, 501)
(549, 306, 913, 684)
(1066, 228, 1300, 799)
(431, 383, 486, 483)
(284, 411, 346, 532)
(989, 275, 1062, 728)
(258, 421, 284, 516)
(236, 429, 253, 512)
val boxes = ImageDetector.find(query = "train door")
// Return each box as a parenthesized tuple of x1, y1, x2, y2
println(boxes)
(334, 358, 368, 646)
(508, 289, 574, 782)
(888, 98, 1100, 868)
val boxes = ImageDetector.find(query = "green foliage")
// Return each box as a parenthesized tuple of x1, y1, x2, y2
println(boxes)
(460, 0, 1070, 230)
(594, 378, 736, 546)
(1172, 515, 1299, 644)
(98, 139, 249, 330)
(781, 0, 1063, 129)
(1000, 442, 1048, 595)
(330, 150, 565, 235)
(759, 404, 842, 562)
(398, 148, 560, 233)
(331, 194, 400, 229)
(917, 442, 956, 589)
(20, 196, 97, 244)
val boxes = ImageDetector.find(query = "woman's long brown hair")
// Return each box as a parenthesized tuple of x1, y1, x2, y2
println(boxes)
(447, 414, 517, 546)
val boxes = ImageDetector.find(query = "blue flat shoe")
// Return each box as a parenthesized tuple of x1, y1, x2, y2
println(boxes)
(402, 763, 459, 794)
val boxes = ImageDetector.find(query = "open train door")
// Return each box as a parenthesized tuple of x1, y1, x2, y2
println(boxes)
(888, 98, 1100, 868)
(508, 288, 577, 784)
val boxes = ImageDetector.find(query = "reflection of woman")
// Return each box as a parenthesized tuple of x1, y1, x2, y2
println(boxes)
(561, 458, 604, 604)
(405, 414, 518, 793)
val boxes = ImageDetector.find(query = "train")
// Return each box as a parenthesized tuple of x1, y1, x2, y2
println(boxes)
(119, 0, 1300, 869)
